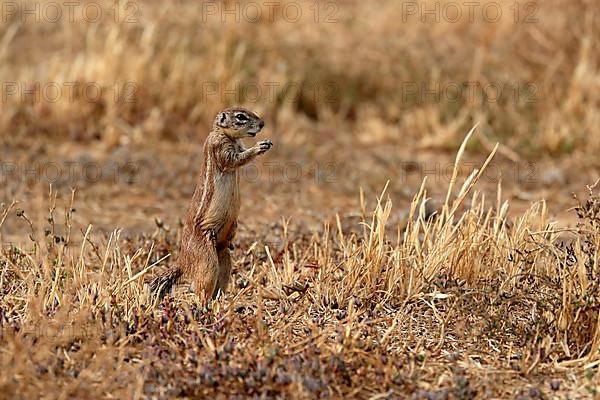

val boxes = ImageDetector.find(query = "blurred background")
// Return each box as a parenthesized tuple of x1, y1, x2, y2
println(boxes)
(1, 0, 599, 239)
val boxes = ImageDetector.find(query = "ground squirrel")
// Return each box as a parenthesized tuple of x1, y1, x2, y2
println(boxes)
(150, 107, 272, 302)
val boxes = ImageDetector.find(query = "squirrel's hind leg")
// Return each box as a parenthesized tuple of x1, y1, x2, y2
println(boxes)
(214, 247, 233, 298)
(190, 233, 219, 304)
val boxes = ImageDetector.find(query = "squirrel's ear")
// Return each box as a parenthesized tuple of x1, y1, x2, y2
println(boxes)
(217, 112, 228, 127)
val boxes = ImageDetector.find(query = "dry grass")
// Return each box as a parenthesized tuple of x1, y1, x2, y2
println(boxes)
(2, 0, 600, 398)
(1, 0, 599, 157)
(1, 131, 600, 398)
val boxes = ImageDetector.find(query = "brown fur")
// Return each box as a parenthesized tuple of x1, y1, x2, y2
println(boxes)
(150, 108, 272, 302)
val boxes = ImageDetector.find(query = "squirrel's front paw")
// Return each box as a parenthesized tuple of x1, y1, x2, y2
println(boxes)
(256, 139, 273, 154)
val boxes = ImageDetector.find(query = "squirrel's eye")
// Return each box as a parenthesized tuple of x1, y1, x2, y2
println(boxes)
(235, 114, 249, 122)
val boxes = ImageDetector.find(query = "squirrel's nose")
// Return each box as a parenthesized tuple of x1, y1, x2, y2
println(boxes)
(259, 120, 265, 129)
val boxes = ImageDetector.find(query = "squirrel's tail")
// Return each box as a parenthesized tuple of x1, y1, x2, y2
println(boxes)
(149, 267, 183, 299)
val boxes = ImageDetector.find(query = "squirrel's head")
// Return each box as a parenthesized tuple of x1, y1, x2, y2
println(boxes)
(213, 108, 265, 139)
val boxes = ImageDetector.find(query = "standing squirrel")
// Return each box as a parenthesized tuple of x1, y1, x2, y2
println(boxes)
(150, 107, 272, 303)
